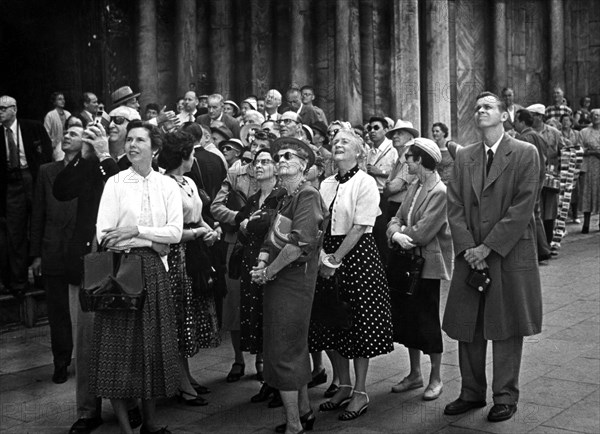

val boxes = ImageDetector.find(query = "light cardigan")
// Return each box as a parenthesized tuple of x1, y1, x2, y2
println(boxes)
(96, 168, 183, 269)
(319, 169, 380, 236)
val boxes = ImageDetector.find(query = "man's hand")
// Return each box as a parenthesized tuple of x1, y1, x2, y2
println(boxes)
(101, 226, 140, 247)
(83, 125, 110, 157)
(392, 232, 416, 250)
(31, 257, 42, 276)
(366, 164, 385, 177)
(156, 106, 179, 127)
(464, 244, 491, 266)
(151, 242, 170, 256)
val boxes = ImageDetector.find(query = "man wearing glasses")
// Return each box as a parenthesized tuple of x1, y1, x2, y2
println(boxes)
(278, 111, 303, 139)
(0, 95, 52, 297)
(366, 116, 397, 263)
(106, 106, 142, 170)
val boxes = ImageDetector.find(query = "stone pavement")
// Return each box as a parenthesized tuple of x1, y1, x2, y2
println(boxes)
(1, 221, 598, 434)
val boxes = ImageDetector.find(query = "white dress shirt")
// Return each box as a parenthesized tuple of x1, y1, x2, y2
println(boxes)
(367, 138, 398, 193)
(4, 119, 28, 167)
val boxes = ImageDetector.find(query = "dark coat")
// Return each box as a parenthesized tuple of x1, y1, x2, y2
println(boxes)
(30, 161, 77, 275)
(52, 154, 120, 284)
(196, 113, 241, 139)
(1, 118, 52, 216)
(442, 134, 543, 341)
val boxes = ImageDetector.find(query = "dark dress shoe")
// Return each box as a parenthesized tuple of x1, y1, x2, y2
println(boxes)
(251, 383, 276, 403)
(323, 383, 339, 398)
(140, 426, 171, 434)
(487, 404, 517, 422)
(177, 389, 208, 406)
(444, 398, 486, 415)
(69, 417, 103, 434)
(268, 390, 284, 408)
(193, 384, 211, 395)
(307, 369, 327, 388)
(128, 406, 142, 429)
(275, 409, 315, 433)
(52, 366, 68, 384)
(226, 362, 245, 382)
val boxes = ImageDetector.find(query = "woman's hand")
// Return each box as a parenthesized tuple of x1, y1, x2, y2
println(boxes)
(318, 263, 336, 279)
(102, 226, 140, 247)
(202, 230, 218, 246)
(392, 232, 416, 250)
(239, 218, 249, 235)
(250, 263, 267, 285)
(151, 242, 170, 256)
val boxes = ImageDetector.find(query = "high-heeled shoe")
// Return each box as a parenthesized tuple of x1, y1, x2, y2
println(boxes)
(275, 409, 315, 433)
(323, 383, 339, 398)
(176, 389, 208, 406)
(250, 383, 276, 403)
(319, 385, 353, 411)
(226, 362, 245, 382)
(307, 369, 327, 388)
(140, 425, 171, 434)
(338, 391, 369, 421)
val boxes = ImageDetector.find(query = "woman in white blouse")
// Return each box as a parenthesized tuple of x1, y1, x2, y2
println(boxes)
(310, 130, 393, 422)
(92, 121, 183, 434)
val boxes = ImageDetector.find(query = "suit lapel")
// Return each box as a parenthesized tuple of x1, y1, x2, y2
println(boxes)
(469, 142, 484, 203)
(483, 135, 512, 191)
(412, 172, 440, 217)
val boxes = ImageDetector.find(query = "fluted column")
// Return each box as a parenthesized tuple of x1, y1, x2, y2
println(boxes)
(550, 0, 565, 88)
(424, 0, 451, 134)
(250, 0, 273, 98)
(290, 0, 311, 88)
(335, 0, 362, 124)
(137, 0, 158, 108)
(493, 0, 508, 92)
(390, 0, 420, 125)
(175, 0, 197, 96)
(208, 0, 233, 96)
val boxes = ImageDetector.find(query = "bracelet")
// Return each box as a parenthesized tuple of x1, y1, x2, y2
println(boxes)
(262, 267, 275, 281)
(322, 254, 342, 269)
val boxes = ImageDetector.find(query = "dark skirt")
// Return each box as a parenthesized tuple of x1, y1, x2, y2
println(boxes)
(390, 278, 443, 354)
(263, 258, 318, 391)
(308, 232, 394, 359)
(168, 243, 220, 358)
(89, 248, 179, 399)
(239, 239, 264, 354)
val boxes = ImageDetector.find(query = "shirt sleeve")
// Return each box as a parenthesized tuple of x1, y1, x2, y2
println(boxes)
(287, 188, 325, 254)
(352, 176, 380, 227)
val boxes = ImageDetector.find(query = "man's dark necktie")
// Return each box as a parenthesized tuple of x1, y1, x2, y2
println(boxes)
(486, 149, 494, 176)
(5, 128, 19, 169)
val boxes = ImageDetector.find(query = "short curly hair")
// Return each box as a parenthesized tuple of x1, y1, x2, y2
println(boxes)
(157, 131, 195, 171)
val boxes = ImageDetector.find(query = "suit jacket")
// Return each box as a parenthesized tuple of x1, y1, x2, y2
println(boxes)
(196, 113, 241, 139)
(503, 104, 523, 132)
(78, 110, 93, 126)
(442, 134, 542, 341)
(280, 105, 319, 126)
(30, 161, 77, 275)
(53, 154, 120, 284)
(1, 119, 52, 216)
(517, 127, 547, 185)
(386, 172, 453, 280)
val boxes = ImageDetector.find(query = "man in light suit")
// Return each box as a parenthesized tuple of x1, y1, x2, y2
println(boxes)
(442, 92, 542, 423)
(196, 93, 241, 138)
(0, 95, 52, 296)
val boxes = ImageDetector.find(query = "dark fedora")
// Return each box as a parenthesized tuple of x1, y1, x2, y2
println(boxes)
(111, 86, 141, 108)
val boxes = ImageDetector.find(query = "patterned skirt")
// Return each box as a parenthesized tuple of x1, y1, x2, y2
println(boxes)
(89, 248, 179, 399)
(169, 242, 220, 357)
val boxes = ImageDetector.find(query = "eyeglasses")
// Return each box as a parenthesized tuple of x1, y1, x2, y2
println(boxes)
(111, 116, 128, 125)
(278, 119, 297, 125)
(241, 157, 253, 164)
(366, 125, 381, 132)
(0, 105, 16, 111)
(254, 158, 274, 166)
(274, 151, 306, 163)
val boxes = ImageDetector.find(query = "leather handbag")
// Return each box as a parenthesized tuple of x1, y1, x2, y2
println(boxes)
(386, 246, 425, 296)
(80, 247, 145, 312)
(311, 274, 353, 330)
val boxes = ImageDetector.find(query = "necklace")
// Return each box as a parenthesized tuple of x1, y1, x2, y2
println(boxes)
(170, 175, 193, 198)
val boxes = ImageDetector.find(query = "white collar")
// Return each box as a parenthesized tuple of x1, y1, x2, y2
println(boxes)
(484, 134, 503, 154)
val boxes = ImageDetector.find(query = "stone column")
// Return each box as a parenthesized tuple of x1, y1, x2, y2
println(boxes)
(424, 0, 451, 134)
(137, 0, 158, 108)
(550, 0, 565, 89)
(175, 0, 196, 97)
(390, 0, 420, 126)
(209, 0, 233, 96)
(290, 0, 311, 88)
(250, 0, 273, 98)
(335, 0, 362, 124)
(493, 0, 508, 93)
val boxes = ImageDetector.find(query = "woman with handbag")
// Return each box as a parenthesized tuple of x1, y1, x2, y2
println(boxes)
(311, 130, 394, 422)
(250, 137, 327, 434)
(235, 148, 285, 405)
(158, 130, 221, 406)
(92, 121, 183, 434)
(386, 137, 453, 401)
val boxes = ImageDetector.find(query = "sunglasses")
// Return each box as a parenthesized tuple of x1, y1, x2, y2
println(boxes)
(405, 153, 414, 159)
(241, 157, 253, 164)
(221, 145, 235, 152)
(0, 105, 16, 111)
(111, 116, 128, 125)
(278, 118, 297, 125)
(274, 151, 306, 163)
(366, 125, 381, 132)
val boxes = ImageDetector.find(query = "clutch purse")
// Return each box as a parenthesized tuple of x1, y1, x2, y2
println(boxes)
(466, 268, 491, 294)
(268, 213, 293, 250)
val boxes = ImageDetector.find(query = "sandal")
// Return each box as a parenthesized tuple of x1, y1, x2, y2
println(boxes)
(226, 362, 245, 383)
(319, 385, 353, 411)
(338, 391, 369, 421)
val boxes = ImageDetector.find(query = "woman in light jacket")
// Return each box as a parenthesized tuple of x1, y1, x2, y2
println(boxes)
(386, 137, 454, 401)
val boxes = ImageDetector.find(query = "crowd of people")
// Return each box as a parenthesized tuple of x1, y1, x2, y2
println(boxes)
(0, 82, 598, 434)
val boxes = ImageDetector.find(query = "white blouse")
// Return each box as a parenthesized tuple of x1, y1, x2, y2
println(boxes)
(96, 168, 183, 269)
(319, 169, 381, 236)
